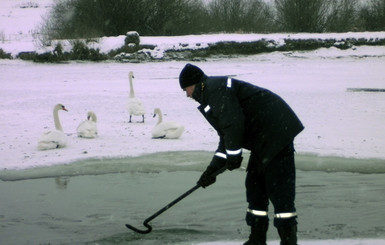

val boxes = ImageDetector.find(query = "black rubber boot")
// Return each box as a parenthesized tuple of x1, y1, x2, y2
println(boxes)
(278, 224, 297, 245)
(243, 222, 269, 245)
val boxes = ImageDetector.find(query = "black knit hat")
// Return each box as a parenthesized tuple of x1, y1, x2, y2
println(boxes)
(179, 63, 204, 89)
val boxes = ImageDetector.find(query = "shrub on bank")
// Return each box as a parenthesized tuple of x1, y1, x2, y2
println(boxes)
(41, 0, 385, 42)
(0, 49, 12, 59)
(16, 41, 109, 62)
(7, 32, 385, 63)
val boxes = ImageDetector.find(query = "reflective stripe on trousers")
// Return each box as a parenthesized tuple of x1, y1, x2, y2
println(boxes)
(274, 212, 297, 218)
(247, 208, 268, 217)
(248, 209, 297, 219)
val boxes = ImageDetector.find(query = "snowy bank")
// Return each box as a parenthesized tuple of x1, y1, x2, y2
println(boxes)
(2, 31, 385, 62)
(1, 0, 385, 61)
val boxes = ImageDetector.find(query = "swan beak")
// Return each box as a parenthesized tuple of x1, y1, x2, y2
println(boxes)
(62, 106, 68, 111)
(153, 114, 156, 118)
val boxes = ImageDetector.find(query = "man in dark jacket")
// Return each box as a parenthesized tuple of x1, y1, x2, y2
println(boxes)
(179, 63, 304, 245)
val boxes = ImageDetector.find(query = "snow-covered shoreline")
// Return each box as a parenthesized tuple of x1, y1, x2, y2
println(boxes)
(2, 0, 385, 60)
(2, 31, 385, 61)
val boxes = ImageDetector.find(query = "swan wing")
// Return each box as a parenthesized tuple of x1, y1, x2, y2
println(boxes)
(38, 130, 67, 150)
(128, 97, 146, 115)
(152, 121, 184, 139)
(164, 125, 184, 139)
(77, 121, 98, 138)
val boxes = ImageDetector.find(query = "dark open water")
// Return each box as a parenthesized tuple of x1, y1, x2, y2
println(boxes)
(1, 152, 385, 245)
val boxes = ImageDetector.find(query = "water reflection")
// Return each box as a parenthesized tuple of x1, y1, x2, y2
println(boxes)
(55, 176, 70, 189)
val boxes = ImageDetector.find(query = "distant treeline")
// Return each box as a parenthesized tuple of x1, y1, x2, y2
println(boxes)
(39, 0, 385, 40)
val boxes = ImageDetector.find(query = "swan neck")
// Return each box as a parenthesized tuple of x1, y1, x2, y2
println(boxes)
(129, 74, 135, 98)
(156, 111, 163, 125)
(54, 107, 63, 131)
(89, 112, 97, 122)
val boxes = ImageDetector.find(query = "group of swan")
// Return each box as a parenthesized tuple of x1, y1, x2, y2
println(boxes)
(37, 71, 184, 150)
(128, 71, 184, 139)
(37, 104, 98, 150)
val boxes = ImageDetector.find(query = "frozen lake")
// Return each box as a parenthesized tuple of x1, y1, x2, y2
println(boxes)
(1, 51, 385, 171)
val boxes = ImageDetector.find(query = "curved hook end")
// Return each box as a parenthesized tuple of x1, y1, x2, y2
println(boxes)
(125, 223, 152, 234)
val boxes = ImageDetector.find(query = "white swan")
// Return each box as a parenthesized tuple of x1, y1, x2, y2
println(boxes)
(77, 111, 98, 138)
(127, 71, 146, 123)
(37, 104, 68, 150)
(152, 108, 184, 139)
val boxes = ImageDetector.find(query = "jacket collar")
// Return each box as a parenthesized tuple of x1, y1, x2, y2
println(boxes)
(192, 74, 207, 104)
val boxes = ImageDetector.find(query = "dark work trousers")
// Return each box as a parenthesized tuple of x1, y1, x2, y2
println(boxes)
(245, 143, 297, 228)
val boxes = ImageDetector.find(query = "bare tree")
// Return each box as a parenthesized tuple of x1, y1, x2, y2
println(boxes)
(359, 0, 385, 31)
(243, 0, 275, 32)
(274, 0, 330, 32)
(208, 0, 273, 32)
(208, 0, 246, 32)
(42, 0, 208, 38)
(42, 0, 381, 39)
(145, 0, 207, 35)
(325, 0, 358, 32)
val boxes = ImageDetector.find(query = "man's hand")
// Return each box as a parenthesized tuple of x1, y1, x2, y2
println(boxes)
(197, 166, 217, 188)
(197, 154, 227, 188)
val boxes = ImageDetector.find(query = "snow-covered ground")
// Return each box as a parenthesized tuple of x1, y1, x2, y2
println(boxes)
(1, 1, 385, 244)
(1, 52, 385, 173)
(1, 0, 385, 172)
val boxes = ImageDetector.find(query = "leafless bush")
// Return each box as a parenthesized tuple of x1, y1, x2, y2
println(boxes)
(42, 0, 207, 39)
(40, 0, 385, 41)
(359, 0, 385, 31)
(207, 0, 274, 32)
(274, 0, 330, 32)
(325, 0, 358, 32)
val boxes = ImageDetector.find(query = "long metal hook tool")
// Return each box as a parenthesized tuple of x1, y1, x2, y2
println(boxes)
(125, 167, 226, 234)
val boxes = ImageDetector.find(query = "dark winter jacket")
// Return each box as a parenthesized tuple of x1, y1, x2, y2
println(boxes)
(192, 75, 304, 166)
